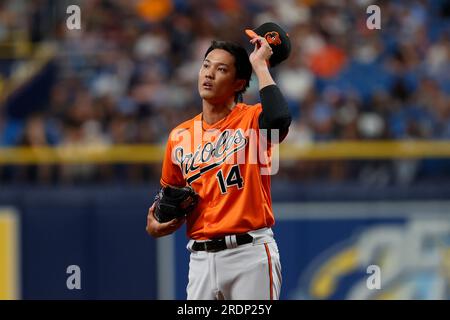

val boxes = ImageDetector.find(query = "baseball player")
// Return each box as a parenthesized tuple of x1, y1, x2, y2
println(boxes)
(146, 23, 292, 300)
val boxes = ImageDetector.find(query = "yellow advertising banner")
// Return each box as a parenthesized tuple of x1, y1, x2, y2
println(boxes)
(0, 208, 19, 300)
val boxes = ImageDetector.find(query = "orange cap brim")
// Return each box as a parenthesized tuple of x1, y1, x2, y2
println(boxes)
(245, 29, 259, 39)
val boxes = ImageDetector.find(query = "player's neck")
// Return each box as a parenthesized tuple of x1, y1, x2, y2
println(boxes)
(202, 99, 236, 125)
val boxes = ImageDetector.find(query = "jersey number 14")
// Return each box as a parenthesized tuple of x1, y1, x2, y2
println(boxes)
(216, 165, 244, 194)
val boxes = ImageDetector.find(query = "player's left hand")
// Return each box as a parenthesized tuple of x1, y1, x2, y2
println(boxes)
(249, 36, 273, 70)
(146, 202, 186, 238)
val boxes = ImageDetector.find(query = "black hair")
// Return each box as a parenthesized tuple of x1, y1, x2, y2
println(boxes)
(204, 40, 252, 102)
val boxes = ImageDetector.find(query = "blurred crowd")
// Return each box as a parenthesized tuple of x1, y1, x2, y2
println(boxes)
(0, 0, 449, 185)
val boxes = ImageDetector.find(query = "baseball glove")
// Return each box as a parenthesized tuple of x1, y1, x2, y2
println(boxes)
(153, 185, 198, 223)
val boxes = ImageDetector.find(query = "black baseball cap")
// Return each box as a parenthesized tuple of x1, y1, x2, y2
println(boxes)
(245, 22, 291, 67)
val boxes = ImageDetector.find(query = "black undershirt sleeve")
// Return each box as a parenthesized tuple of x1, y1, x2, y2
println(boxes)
(258, 84, 292, 143)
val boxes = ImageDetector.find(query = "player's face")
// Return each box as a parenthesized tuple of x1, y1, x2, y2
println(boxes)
(198, 49, 244, 104)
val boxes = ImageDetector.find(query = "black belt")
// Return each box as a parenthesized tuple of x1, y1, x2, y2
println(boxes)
(192, 233, 253, 252)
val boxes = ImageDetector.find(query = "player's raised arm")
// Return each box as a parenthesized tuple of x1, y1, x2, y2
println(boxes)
(247, 24, 292, 143)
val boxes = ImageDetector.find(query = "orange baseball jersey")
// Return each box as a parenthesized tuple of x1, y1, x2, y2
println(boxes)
(160, 103, 275, 240)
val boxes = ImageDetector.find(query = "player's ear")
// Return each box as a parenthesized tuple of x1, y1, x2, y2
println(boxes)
(234, 79, 246, 93)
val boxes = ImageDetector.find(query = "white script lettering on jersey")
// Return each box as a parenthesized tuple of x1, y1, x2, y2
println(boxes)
(174, 129, 248, 177)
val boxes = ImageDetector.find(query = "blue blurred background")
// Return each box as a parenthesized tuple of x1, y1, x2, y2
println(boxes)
(0, 0, 449, 299)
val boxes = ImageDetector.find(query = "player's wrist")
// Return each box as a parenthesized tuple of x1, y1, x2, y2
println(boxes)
(252, 61, 269, 74)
